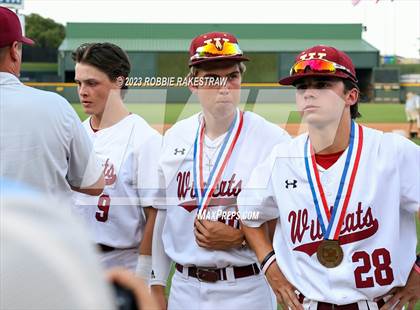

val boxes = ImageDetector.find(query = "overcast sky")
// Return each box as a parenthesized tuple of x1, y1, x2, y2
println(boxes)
(16, 0, 420, 58)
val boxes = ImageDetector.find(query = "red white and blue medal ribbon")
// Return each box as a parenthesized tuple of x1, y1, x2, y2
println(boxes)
(193, 108, 244, 215)
(304, 121, 364, 240)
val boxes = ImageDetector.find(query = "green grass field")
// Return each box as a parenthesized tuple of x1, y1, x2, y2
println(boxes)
(72, 102, 409, 124)
(21, 62, 58, 72)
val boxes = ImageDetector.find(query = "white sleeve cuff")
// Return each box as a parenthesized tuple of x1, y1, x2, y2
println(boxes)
(135, 255, 152, 286)
(151, 209, 172, 286)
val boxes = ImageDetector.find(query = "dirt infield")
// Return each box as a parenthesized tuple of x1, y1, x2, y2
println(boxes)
(151, 122, 411, 137)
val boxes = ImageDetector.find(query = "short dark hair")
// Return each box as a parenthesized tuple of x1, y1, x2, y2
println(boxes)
(72, 43, 131, 94)
(343, 79, 361, 119)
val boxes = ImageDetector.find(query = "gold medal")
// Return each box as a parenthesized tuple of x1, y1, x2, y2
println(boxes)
(316, 240, 343, 268)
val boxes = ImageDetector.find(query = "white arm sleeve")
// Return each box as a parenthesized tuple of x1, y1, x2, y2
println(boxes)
(396, 135, 420, 213)
(137, 133, 163, 207)
(150, 209, 171, 287)
(135, 255, 152, 285)
(238, 148, 280, 227)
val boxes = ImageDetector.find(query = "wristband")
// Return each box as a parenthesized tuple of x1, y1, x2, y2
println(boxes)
(260, 250, 275, 271)
(262, 254, 277, 274)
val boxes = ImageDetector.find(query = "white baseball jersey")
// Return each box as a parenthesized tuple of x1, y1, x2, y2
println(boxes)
(73, 114, 161, 251)
(239, 125, 419, 304)
(158, 111, 290, 267)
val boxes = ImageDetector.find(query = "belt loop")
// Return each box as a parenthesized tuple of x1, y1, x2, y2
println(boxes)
(357, 301, 367, 310)
(225, 266, 236, 283)
(182, 265, 189, 279)
(364, 301, 379, 310)
(251, 263, 257, 275)
(221, 268, 227, 281)
(308, 300, 317, 310)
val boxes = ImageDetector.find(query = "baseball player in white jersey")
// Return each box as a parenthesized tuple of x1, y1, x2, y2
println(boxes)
(238, 45, 420, 310)
(150, 32, 290, 310)
(71, 43, 160, 280)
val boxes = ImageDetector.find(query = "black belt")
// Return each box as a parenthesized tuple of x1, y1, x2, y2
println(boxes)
(97, 243, 116, 253)
(298, 294, 386, 310)
(175, 263, 259, 283)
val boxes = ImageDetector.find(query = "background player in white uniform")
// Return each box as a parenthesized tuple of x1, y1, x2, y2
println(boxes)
(72, 43, 160, 279)
(405, 92, 420, 138)
(238, 45, 420, 310)
(150, 32, 290, 310)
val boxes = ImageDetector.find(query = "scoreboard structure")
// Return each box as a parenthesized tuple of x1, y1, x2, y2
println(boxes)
(0, 0, 23, 9)
(0, 0, 26, 36)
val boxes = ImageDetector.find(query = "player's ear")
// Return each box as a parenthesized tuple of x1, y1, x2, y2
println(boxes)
(346, 87, 359, 107)
(115, 76, 125, 89)
(343, 80, 358, 107)
(9, 41, 21, 62)
(187, 72, 198, 93)
(188, 82, 198, 94)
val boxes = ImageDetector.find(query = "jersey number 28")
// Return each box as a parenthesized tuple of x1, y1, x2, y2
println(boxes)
(352, 248, 394, 288)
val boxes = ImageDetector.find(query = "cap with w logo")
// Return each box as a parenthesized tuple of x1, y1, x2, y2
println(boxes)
(279, 45, 358, 86)
(189, 31, 249, 67)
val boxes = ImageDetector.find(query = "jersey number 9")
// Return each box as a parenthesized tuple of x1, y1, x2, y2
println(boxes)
(96, 194, 110, 222)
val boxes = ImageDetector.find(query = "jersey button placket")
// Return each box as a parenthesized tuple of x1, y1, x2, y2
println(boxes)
(322, 174, 333, 197)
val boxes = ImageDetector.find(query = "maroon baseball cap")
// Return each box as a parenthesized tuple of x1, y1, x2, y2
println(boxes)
(279, 45, 358, 86)
(189, 31, 249, 67)
(0, 6, 34, 48)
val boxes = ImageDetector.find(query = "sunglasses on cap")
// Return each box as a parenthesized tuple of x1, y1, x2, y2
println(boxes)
(290, 59, 355, 79)
(190, 42, 244, 61)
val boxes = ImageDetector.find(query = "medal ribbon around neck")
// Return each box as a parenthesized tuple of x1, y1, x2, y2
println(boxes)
(193, 108, 244, 215)
(304, 121, 363, 240)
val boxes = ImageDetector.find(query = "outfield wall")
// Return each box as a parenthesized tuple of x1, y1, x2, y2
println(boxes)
(24, 82, 420, 104)
(24, 83, 297, 104)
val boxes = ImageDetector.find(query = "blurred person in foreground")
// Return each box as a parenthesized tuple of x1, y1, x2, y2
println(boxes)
(0, 178, 158, 310)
